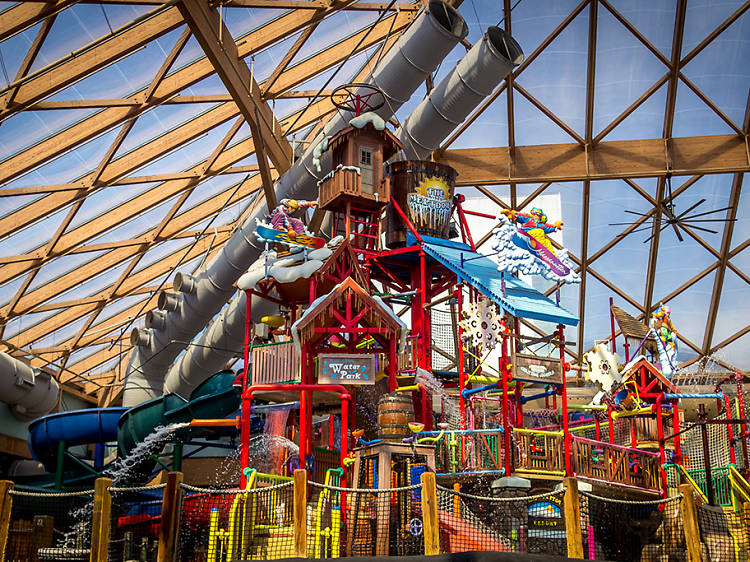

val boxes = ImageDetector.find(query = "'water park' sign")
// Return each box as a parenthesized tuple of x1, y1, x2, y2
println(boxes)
(513, 353, 563, 385)
(318, 354, 375, 385)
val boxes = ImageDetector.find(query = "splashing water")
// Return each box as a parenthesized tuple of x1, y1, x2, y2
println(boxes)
(416, 367, 460, 428)
(106, 422, 191, 486)
(246, 434, 299, 473)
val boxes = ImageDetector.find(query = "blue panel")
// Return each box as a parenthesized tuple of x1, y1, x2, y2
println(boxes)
(418, 240, 579, 326)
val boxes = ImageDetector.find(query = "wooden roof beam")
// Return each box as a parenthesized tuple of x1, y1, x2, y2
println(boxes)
(178, 0, 292, 173)
(0, 0, 365, 184)
(437, 134, 750, 185)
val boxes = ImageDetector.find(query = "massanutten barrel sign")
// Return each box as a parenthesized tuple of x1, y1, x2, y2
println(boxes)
(385, 160, 457, 247)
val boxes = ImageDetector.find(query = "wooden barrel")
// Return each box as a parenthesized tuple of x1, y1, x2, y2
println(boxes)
(377, 394, 414, 442)
(385, 160, 457, 247)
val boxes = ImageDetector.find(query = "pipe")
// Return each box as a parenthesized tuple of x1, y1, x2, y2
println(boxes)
(0, 352, 60, 421)
(394, 25, 523, 160)
(123, 1, 469, 405)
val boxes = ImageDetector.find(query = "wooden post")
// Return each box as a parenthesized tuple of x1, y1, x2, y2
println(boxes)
(679, 483, 704, 562)
(158, 472, 184, 562)
(90, 477, 112, 562)
(293, 469, 307, 558)
(0, 480, 14, 561)
(744, 502, 750, 551)
(563, 477, 584, 559)
(421, 472, 439, 555)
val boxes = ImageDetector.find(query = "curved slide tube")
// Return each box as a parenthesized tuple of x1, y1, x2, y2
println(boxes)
(25, 371, 241, 488)
(28, 407, 129, 474)
(118, 369, 241, 458)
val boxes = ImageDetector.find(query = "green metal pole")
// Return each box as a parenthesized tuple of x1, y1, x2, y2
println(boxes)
(172, 442, 183, 472)
(55, 440, 66, 490)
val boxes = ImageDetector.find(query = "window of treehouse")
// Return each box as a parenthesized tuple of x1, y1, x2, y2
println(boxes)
(359, 146, 374, 194)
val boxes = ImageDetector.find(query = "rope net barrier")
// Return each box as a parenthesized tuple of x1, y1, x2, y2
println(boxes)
(579, 490, 683, 561)
(6, 488, 94, 562)
(435, 485, 567, 556)
(307, 480, 424, 557)
(108, 485, 164, 562)
(176, 481, 295, 561)
(697, 502, 750, 561)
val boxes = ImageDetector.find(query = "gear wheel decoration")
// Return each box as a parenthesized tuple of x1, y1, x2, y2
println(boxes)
(459, 297, 508, 353)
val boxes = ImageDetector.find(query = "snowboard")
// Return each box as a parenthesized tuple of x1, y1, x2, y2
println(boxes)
(256, 224, 325, 249)
(512, 229, 571, 277)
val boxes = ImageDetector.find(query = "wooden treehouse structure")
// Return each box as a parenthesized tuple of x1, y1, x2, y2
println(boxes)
(317, 121, 402, 254)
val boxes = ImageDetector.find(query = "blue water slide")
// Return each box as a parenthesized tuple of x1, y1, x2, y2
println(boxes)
(28, 407, 128, 472)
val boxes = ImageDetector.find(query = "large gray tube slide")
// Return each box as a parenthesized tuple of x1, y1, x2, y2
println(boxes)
(0, 353, 61, 421)
(158, 24, 525, 400)
(123, 1, 468, 406)
(395, 26, 523, 160)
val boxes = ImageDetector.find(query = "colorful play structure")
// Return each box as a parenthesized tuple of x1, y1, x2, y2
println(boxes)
(2, 8, 749, 562)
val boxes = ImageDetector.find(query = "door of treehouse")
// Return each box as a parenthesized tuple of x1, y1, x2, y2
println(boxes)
(359, 146, 374, 195)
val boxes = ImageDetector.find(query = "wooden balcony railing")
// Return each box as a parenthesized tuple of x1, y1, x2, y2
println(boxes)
(513, 428, 565, 475)
(569, 435, 661, 491)
(251, 341, 300, 385)
(318, 167, 389, 209)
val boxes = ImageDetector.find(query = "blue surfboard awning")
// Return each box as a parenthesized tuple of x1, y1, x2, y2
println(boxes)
(411, 234, 579, 326)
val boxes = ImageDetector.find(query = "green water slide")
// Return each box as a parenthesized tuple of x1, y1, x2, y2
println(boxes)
(117, 370, 241, 465)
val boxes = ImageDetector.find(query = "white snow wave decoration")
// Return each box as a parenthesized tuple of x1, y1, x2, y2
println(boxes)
(349, 111, 386, 131)
(490, 214, 581, 284)
(312, 135, 331, 173)
(237, 235, 339, 291)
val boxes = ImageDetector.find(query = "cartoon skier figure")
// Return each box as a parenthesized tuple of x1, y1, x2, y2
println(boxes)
(650, 303, 678, 367)
(268, 198, 318, 238)
(501, 207, 563, 255)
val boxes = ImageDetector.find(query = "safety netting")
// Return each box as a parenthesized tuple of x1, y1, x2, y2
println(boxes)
(175, 480, 295, 561)
(107, 483, 165, 562)
(579, 490, 684, 561)
(307, 480, 424, 557)
(6, 488, 94, 561)
(697, 503, 750, 561)
(436, 485, 567, 556)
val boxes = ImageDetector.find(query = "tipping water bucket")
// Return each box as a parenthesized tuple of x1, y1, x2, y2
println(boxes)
(385, 160, 457, 247)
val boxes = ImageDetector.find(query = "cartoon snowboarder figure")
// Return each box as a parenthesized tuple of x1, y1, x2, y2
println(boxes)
(650, 303, 678, 366)
(268, 198, 318, 238)
(501, 207, 563, 255)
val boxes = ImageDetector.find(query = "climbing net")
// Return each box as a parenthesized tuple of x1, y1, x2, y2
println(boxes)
(307, 480, 423, 558)
(578, 490, 683, 561)
(176, 481, 295, 561)
(436, 485, 567, 556)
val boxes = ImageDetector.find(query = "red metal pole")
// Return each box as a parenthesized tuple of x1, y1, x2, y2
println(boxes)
(501, 335, 512, 477)
(595, 414, 601, 441)
(240, 290, 252, 489)
(455, 199, 476, 251)
(672, 404, 681, 466)
(655, 395, 667, 495)
(387, 338, 397, 393)
(328, 414, 335, 450)
(457, 285, 466, 429)
(608, 405, 615, 444)
(559, 325, 570, 476)
(340, 394, 350, 480)
(725, 394, 736, 465)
